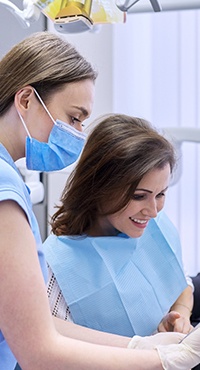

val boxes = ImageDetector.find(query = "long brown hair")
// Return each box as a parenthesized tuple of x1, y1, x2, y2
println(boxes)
(0, 31, 97, 116)
(51, 114, 176, 236)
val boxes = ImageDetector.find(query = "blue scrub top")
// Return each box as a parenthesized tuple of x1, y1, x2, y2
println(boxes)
(0, 144, 48, 370)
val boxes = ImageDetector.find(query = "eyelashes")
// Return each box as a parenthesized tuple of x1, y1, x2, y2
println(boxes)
(132, 193, 166, 201)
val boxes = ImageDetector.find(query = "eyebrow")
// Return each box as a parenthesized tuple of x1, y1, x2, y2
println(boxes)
(72, 105, 89, 117)
(135, 186, 169, 194)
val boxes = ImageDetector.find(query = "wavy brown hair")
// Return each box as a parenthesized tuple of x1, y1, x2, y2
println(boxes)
(50, 114, 176, 236)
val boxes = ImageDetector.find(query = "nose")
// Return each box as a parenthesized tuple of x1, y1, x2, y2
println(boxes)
(141, 199, 158, 218)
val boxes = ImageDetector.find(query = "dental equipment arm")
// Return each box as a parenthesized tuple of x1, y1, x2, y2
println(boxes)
(117, 0, 200, 13)
(163, 127, 200, 144)
(0, 0, 40, 27)
(116, 0, 162, 12)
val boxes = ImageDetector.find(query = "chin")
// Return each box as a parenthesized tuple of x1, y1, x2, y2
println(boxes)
(128, 230, 145, 238)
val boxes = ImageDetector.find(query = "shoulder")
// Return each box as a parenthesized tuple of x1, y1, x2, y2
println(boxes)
(0, 156, 22, 186)
(0, 156, 32, 217)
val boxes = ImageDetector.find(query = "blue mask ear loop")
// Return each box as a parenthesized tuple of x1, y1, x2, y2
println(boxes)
(17, 110, 32, 140)
(33, 88, 56, 125)
(17, 88, 56, 142)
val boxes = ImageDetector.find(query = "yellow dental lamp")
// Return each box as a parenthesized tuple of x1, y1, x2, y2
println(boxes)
(54, 1, 93, 33)
(0, 0, 125, 33)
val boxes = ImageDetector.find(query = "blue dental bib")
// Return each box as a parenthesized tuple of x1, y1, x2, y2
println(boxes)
(43, 211, 187, 336)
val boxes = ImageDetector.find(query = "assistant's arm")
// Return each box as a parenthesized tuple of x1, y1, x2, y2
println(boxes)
(0, 200, 163, 370)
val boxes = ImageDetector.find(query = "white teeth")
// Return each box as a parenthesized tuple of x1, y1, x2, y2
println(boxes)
(130, 218, 147, 224)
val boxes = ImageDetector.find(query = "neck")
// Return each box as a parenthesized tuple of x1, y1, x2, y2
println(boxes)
(0, 107, 25, 161)
(87, 217, 118, 237)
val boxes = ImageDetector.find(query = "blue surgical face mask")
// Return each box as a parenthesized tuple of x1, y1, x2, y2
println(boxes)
(18, 89, 87, 172)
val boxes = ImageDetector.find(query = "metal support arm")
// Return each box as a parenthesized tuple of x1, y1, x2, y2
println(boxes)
(116, 0, 162, 12)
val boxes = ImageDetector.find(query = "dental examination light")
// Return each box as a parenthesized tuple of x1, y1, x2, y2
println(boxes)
(54, 0, 93, 33)
(0, 0, 125, 32)
(116, 0, 162, 12)
(0, 0, 93, 31)
(162, 127, 200, 186)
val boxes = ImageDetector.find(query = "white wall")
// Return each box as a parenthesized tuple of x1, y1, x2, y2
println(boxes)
(47, 10, 200, 275)
(48, 21, 114, 122)
(112, 10, 200, 275)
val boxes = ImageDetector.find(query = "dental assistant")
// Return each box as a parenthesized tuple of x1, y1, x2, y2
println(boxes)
(44, 114, 193, 338)
(1, 30, 200, 370)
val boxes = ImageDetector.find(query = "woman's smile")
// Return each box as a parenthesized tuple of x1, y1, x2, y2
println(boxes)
(129, 217, 149, 229)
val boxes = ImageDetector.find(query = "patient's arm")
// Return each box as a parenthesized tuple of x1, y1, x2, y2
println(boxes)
(53, 316, 131, 347)
(158, 286, 194, 334)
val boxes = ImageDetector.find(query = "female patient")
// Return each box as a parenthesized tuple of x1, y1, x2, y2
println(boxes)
(44, 114, 193, 338)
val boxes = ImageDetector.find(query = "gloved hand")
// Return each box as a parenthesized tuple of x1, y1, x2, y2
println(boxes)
(156, 323, 200, 370)
(128, 332, 185, 349)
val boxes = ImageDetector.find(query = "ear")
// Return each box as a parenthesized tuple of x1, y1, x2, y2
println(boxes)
(14, 86, 35, 115)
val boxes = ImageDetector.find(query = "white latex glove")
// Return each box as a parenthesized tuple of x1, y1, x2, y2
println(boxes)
(156, 323, 200, 370)
(128, 332, 185, 349)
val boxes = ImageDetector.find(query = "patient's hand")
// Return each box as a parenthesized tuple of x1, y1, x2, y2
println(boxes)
(158, 311, 193, 334)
